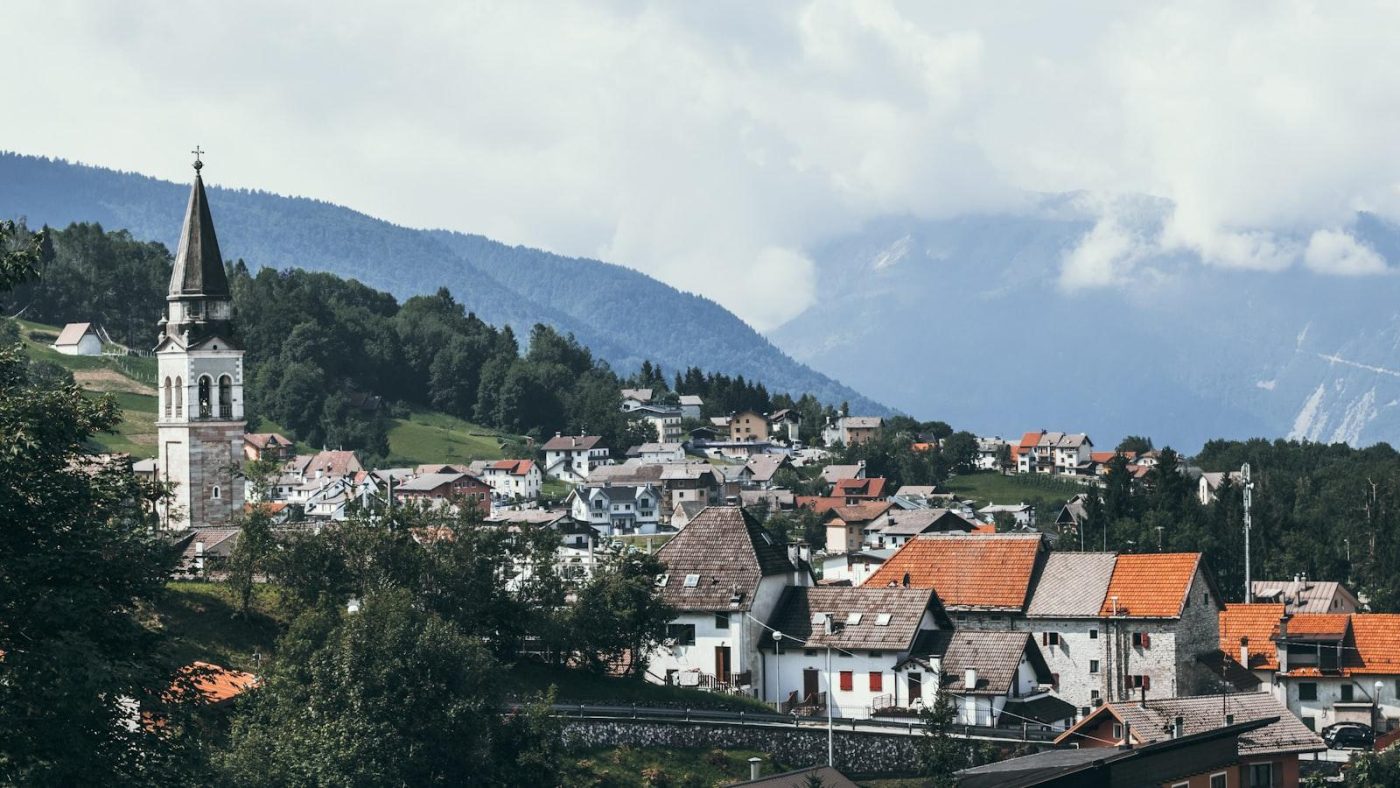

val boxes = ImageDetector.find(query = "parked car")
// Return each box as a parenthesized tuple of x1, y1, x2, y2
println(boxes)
(1323, 722, 1374, 750)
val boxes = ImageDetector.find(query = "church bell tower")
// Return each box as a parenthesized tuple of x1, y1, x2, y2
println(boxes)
(155, 150, 245, 529)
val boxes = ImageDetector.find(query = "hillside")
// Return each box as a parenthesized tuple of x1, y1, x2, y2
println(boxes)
(772, 203, 1400, 451)
(13, 318, 515, 466)
(0, 151, 887, 415)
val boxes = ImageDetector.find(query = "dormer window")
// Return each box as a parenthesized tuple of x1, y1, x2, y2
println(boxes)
(683, 574, 700, 587)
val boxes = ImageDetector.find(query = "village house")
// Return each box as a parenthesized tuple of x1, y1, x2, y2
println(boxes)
(303, 472, 382, 520)
(242, 432, 294, 462)
(830, 476, 887, 504)
(819, 547, 896, 586)
(1222, 604, 1400, 734)
(632, 404, 684, 443)
(767, 408, 802, 444)
(649, 507, 812, 694)
(866, 536, 1226, 712)
(392, 471, 491, 515)
(729, 409, 770, 443)
(1251, 576, 1362, 614)
(627, 442, 687, 464)
(978, 502, 1035, 528)
(822, 502, 894, 554)
(542, 433, 609, 482)
(927, 629, 1070, 729)
(619, 387, 653, 412)
(820, 461, 866, 485)
(974, 437, 1008, 471)
(1048, 433, 1093, 474)
(678, 394, 704, 420)
(469, 458, 542, 502)
(869, 508, 979, 549)
(589, 461, 724, 519)
(824, 416, 882, 447)
(1199, 470, 1246, 504)
(568, 482, 661, 535)
(760, 586, 948, 718)
(1015, 431, 1045, 474)
(52, 321, 104, 356)
(1055, 692, 1325, 788)
(743, 453, 792, 489)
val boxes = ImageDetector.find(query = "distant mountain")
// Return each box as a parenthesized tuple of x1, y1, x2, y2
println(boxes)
(0, 151, 887, 414)
(770, 199, 1400, 452)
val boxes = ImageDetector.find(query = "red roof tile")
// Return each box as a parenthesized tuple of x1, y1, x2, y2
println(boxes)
(1287, 613, 1351, 639)
(1018, 431, 1043, 449)
(864, 533, 1044, 611)
(1220, 603, 1285, 671)
(1350, 614, 1400, 675)
(796, 496, 843, 515)
(831, 477, 887, 498)
(1099, 553, 1202, 618)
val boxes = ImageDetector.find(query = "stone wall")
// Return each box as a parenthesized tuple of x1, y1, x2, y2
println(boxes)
(560, 718, 924, 775)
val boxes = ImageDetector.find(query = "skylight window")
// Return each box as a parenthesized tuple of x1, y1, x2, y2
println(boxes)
(876, 613, 893, 626)
(846, 612, 863, 626)
(683, 574, 700, 587)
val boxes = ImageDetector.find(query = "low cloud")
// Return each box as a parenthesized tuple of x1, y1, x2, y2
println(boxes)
(1304, 230, 1390, 276)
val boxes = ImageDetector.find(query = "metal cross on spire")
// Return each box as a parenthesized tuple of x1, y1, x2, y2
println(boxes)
(192, 146, 205, 172)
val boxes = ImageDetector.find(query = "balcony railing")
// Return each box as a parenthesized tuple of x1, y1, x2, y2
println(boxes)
(780, 690, 827, 716)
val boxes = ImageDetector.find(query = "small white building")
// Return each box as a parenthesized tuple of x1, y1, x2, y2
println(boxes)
(628, 442, 687, 464)
(542, 434, 609, 482)
(632, 405, 684, 444)
(620, 388, 654, 412)
(761, 586, 947, 718)
(978, 502, 1035, 528)
(471, 458, 542, 502)
(568, 482, 661, 535)
(53, 322, 105, 356)
(679, 394, 704, 421)
(649, 507, 811, 695)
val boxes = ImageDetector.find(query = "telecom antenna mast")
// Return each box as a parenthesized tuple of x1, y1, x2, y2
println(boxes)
(1242, 463, 1253, 603)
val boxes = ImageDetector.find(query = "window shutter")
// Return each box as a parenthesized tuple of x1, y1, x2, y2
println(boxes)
(1142, 632, 1151, 649)
(869, 672, 883, 692)
(1041, 632, 1048, 645)
(839, 671, 853, 692)
(1143, 675, 1152, 691)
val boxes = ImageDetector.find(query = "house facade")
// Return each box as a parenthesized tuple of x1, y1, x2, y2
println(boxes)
(730, 410, 770, 443)
(649, 507, 811, 694)
(473, 459, 542, 501)
(633, 405, 683, 443)
(542, 434, 609, 482)
(53, 322, 103, 356)
(568, 482, 661, 535)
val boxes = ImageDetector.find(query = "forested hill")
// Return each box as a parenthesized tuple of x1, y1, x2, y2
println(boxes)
(0, 151, 887, 414)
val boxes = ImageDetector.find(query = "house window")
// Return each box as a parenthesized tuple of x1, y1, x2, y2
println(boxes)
(1248, 762, 1274, 787)
(1302, 716, 1315, 731)
(1089, 628, 1098, 639)
(714, 612, 730, 630)
(1132, 632, 1151, 649)
(683, 574, 700, 587)
(804, 649, 817, 657)
(1210, 773, 1228, 788)
(1341, 684, 1354, 702)
(839, 671, 853, 692)
(869, 651, 882, 658)
(665, 624, 696, 646)
(1298, 682, 1317, 701)
(1112, 722, 1123, 739)
(1043, 632, 1061, 647)
(869, 672, 883, 692)
(1089, 660, 1100, 674)
(1127, 675, 1151, 690)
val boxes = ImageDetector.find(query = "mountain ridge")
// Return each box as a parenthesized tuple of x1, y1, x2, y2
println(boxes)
(0, 151, 888, 415)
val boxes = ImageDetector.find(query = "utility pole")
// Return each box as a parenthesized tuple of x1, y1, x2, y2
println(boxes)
(826, 643, 834, 768)
(1242, 463, 1253, 603)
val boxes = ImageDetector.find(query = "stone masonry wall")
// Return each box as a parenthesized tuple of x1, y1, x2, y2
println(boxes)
(560, 718, 924, 775)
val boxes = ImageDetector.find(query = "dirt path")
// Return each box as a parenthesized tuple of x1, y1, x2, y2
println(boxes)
(74, 368, 157, 396)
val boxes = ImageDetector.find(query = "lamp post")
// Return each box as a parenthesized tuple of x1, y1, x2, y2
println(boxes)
(772, 628, 833, 769)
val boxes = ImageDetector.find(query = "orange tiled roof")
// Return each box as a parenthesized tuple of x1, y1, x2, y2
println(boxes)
(1350, 614, 1400, 675)
(1220, 603, 1285, 670)
(971, 523, 997, 534)
(796, 496, 843, 515)
(181, 661, 258, 704)
(1018, 431, 1043, 449)
(864, 533, 1043, 610)
(1287, 613, 1351, 638)
(832, 477, 887, 498)
(1100, 553, 1201, 618)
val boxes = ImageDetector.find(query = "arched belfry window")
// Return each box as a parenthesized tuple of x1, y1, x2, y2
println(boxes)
(163, 377, 172, 417)
(198, 376, 212, 419)
(218, 375, 233, 419)
(212, 485, 221, 500)
(175, 377, 184, 417)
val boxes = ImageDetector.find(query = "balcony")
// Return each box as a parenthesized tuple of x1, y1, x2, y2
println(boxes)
(780, 690, 828, 716)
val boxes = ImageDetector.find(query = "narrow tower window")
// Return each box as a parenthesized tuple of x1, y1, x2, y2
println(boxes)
(175, 377, 183, 417)
(198, 376, 212, 418)
(212, 485, 220, 500)
(218, 375, 233, 419)
(163, 377, 172, 417)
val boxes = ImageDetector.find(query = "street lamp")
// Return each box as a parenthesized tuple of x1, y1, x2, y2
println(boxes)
(772, 628, 833, 768)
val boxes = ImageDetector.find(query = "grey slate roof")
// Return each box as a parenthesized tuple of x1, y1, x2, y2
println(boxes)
(169, 170, 230, 298)
(1112, 692, 1325, 756)
(761, 586, 937, 652)
(744, 453, 788, 482)
(882, 508, 978, 536)
(929, 630, 1048, 695)
(1251, 579, 1357, 613)
(542, 434, 602, 452)
(1024, 552, 1117, 618)
(54, 322, 95, 346)
(655, 507, 796, 612)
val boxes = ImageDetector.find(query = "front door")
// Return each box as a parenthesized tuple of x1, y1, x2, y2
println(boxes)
(908, 672, 923, 705)
(803, 668, 820, 702)
(715, 646, 731, 684)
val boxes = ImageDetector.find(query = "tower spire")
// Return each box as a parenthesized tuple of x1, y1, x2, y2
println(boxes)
(169, 148, 229, 299)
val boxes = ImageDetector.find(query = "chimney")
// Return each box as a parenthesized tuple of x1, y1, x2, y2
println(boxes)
(1138, 683, 1147, 709)
(1239, 636, 1250, 669)
(965, 667, 978, 690)
(1277, 614, 1291, 674)
(902, 572, 911, 589)
(823, 613, 835, 635)
(1120, 721, 1133, 749)
(748, 757, 762, 781)
(964, 669, 978, 723)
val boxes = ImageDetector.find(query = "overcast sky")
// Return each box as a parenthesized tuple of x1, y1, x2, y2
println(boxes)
(5, 1, 1398, 330)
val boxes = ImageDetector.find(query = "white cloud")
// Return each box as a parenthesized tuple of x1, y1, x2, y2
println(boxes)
(1304, 230, 1390, 276)
(4, 1, 1400, 327)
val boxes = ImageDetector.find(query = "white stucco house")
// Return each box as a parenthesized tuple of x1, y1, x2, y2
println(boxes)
(542, 434, 609, 482)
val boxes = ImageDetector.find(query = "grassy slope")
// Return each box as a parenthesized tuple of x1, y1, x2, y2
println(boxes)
(154, 582, 286, 673)
(15, 318, 518, 466)
(568, 746, 792, 787)
(943, 470, 1085, 512)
